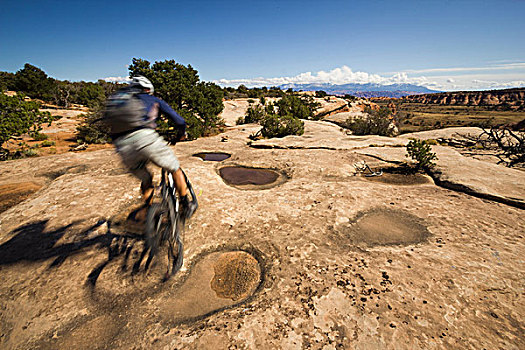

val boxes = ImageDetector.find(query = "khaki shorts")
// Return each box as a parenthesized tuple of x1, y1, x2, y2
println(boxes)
(114, 128, 180, 188)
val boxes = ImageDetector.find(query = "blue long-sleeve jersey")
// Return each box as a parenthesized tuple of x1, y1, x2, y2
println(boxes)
(136, 93, 186, 131)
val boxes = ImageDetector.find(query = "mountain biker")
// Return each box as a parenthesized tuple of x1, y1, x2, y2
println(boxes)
(107, 76, 197, 223)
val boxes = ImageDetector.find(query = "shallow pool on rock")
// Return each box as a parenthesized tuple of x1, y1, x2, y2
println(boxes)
(219, 166, 285, 189)
(194, 152, 231, 162)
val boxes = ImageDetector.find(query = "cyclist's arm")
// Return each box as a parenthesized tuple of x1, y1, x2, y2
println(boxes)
(156, 98, 187, 142)
(157, 99, 186, 129)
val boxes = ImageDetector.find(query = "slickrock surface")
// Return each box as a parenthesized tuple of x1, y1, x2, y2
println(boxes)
(251, 120, 405, 150)
(219, 99, 253, 126)
(0, 122, 523, 349)
(356, 145, 525, 209)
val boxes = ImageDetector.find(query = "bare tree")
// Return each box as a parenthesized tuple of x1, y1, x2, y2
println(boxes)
(479, 126, 524, 167)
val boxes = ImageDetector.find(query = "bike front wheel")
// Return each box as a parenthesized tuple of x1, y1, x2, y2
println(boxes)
(145, 203, 184, 279)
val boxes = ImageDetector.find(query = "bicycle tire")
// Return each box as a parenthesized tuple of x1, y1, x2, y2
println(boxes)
(145, 202, 184, 279)
(146, 203, 167, 255)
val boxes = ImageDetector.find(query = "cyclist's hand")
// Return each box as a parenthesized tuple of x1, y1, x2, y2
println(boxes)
(178, 132, 188, 142)
(168, 131, 186, 145)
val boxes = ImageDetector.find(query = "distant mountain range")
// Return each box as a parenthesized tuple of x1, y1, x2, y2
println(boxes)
(279, 83, 440, 98)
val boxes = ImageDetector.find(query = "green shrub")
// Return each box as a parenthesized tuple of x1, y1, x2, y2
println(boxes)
(128, 58, 224, 139)
(41, 140, 55, 147)
(76, 109, 111, 144)
(406, 139, 438, 170)
(260, 114, 304, 138)
(343, 94, 357, 101)
(275, 94, 320, 120)
(0, 93, 54, 150)
(242, 103, 265, 124)
(32, 132, 48, 141)
(342, 106, 396, 136)
(14, 63, 57, 101)
(23, 149, 38, 157)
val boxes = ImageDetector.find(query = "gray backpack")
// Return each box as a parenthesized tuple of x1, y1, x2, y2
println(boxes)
(104, 88, 147, 135)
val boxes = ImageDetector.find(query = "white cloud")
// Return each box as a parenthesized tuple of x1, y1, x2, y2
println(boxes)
(402, 62, 525, 74)
(214, 65, 436, 88)
(214, 63, 525, 91)
(104, 63, 525, 92)
(103, 76, 130, 83)
(470, 79, 525, 89)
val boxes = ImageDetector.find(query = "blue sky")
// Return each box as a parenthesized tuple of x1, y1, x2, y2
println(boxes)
(1, 0, 524, 91)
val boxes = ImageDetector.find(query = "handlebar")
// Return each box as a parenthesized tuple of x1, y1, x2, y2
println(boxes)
(165, 129, 187, 145)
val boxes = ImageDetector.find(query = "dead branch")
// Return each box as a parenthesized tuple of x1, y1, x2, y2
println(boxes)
(481, 126, 525, 167)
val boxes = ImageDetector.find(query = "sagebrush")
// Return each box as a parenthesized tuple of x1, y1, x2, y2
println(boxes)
(406, 139, 438, 170)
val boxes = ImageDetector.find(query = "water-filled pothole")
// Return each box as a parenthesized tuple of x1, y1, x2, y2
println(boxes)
(363, 166, 431, 186)
(0, 182, 43, 213)
(343, 208, 430, 247)
(194, 152, 231, 162)
(157, 250, 262, 322)
(219, 166, 286, 190)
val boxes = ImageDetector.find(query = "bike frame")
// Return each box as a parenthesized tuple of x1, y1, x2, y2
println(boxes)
(160, 169, 179, 241)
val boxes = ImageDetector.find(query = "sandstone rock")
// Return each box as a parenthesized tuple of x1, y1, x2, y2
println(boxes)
(356, 145, 525, 208)
(0, 123, 523, 349)
(403, 87, 525, 110)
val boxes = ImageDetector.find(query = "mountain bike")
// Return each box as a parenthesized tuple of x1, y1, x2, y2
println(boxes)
(145, 168, 197, 280)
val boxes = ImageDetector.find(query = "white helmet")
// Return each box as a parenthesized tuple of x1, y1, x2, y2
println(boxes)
(130, 76, 154, 93)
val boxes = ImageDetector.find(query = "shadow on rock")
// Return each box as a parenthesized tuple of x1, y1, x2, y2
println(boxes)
(0, 220, 93, 266)
(0, 219, 150, 287)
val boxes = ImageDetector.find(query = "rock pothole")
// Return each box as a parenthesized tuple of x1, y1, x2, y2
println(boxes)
(38, 165, 90, 180)
(88, 240, 264, 324)
(194, 152, 231, 161)
(0, 182, 43, 213)
(157, 250, 262, 323)
(343, 208, 431, 247)
(210, 251, 261, 301)
(364, 167, 432, 186)
(219, 165, 287, 190)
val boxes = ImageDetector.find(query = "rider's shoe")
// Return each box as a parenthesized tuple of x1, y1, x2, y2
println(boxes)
(127, 205, 148, 224)
(180, 195, 198, 221)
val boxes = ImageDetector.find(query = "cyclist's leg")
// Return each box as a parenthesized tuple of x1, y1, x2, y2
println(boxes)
(139, 130, 188, 197)
(140, 130, 196, 219)
(128, 165, 154, 221)
(114, 131, 155, 221)
(173, 169, 188, 197)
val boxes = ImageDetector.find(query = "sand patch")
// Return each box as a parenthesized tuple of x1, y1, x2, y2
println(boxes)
(211, 251, 261, 301)
(364, 167, 432, 186)
(157, 250, 262, 323)
(344, 208, 431, 247)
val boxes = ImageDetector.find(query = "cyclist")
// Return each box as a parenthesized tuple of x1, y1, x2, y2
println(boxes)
(107, 76, 197, 223)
